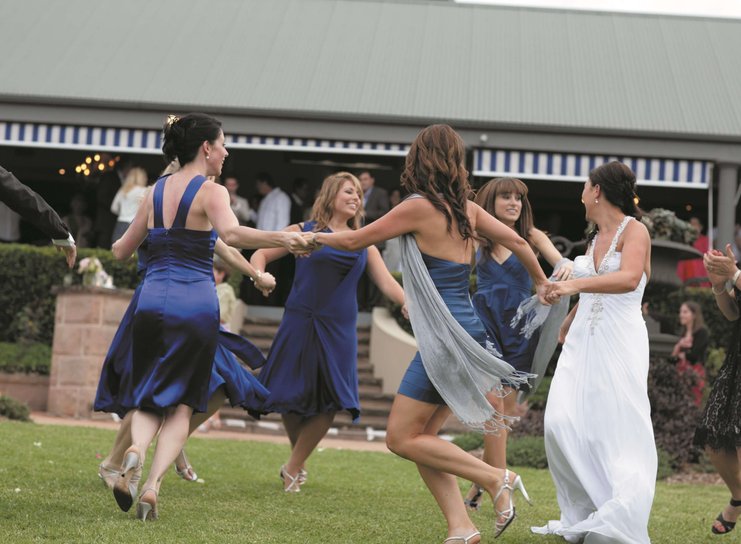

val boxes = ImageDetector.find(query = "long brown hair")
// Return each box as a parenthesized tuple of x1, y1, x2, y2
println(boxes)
(400, 124, 473, 240)
(474, 177, 535, 261)
(310, 172, 364, 231)
(682, 300, 706, 334)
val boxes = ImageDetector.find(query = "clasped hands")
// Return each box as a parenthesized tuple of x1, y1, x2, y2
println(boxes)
(539, 279, 578, 304)
(253, 271, 277, 298)
(704, 244, 738, 288)
(283, 232, 323, 256)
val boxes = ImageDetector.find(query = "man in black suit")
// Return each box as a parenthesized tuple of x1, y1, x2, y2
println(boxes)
(357, 170, 390, 310)
(0, 165, 76, 267)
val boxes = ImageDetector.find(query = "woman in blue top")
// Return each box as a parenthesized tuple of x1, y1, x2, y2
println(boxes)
(111, 113, 309, 521)
(463, 177, 572, 510)
(314, 126, 551, 543)
(250, 172, 406, 492)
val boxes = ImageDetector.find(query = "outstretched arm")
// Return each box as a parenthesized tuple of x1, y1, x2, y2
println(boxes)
(366, 246, 405, 309)
(214, 239, 275, 296)
(112, 188, 151, 260)
(528, 227, 573, 281)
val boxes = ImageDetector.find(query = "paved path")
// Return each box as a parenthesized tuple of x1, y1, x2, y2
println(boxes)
(30, 412, 391, 453)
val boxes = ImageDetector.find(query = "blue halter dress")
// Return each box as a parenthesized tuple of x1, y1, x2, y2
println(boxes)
(120, 175, 217, 413)
(251, 221, 367, 421)
(472, 250, 538, 374)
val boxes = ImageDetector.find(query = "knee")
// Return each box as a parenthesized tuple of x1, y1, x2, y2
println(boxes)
(385, 428, 412, 458)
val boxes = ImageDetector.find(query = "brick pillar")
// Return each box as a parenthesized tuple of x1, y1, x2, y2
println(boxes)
(47, 286, 134, 418)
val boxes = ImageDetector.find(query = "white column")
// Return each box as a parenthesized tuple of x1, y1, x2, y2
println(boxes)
(716, 162, 740, 251)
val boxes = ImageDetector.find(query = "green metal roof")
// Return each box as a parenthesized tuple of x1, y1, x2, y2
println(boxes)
(2, 0, 741, 139)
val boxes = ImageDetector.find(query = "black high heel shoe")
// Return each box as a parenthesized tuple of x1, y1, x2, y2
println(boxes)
(113, 446, 142, 512)
(463, 484, 484, 511)
(712, 498, 741, 534)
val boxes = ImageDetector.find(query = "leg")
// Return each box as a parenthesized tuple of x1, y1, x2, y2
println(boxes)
(417, 406, 480, 542)
(707, 447, 741, 533)
(188, 388, 227, 434)
(387, 395, 523, 537)
(282, 412, 335, 488)
(140, 404, 193, 493)
(281, 413, 304, 450)
(103, 412, 133, 468)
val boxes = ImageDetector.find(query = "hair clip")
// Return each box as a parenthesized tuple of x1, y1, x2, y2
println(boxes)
(166, 114, 180, 128)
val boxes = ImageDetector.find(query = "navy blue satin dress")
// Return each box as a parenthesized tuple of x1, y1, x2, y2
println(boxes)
(252, 221, 367, 422)
(398, 253, 487, 404)
(114, 175, 229, 413)
(472, 250, 538, 374)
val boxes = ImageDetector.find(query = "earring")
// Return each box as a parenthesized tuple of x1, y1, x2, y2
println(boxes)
(595, 199, 599, 204)
(206, 154, 210, 160)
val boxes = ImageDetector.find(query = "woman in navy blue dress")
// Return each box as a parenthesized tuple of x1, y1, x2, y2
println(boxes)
(463, 178, 572, 511)
(314, 126, 550, 542)
(250, 172, 406, 492)
(95, 236, 275, 492)
(110, 113, 309, 520)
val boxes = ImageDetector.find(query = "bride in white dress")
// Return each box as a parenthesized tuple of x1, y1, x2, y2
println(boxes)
(533, 161, 657, 544)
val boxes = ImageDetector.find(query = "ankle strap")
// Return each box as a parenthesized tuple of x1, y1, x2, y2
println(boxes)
(731, 498, 741, 507)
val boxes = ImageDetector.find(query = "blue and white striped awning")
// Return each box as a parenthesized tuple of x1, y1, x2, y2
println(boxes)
(0, 121, 410, 156)
(474, 149, 712, 189)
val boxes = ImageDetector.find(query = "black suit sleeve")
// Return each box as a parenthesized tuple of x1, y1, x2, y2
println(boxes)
(0, 166, 70, 240)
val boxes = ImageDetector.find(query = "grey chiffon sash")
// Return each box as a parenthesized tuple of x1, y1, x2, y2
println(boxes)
(400, 233, 532, 432)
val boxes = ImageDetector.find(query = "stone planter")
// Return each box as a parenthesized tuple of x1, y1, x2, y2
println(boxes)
(47, 286, 133, 418)
(0, 372, 49, 410)
(650, 239, 702, 287)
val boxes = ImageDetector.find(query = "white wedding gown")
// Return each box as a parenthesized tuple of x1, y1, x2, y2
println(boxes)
(532, 216, 657, 544)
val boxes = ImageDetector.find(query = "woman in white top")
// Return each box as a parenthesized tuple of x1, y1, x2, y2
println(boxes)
(111, 167, 149, 244)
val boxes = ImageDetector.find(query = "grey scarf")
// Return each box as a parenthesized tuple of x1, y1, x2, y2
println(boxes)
(400, 233, 533, 432)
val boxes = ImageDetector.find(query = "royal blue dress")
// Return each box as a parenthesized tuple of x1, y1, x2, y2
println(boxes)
(398, 253, 487, 404)
(252, 221, 367, 421)
(115, 175, 208, 413)
(95, 176, 269, 416)
(472, 250, 538, 374)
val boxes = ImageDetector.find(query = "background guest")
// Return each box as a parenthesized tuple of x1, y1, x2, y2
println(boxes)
(94, 156, 132, 248)
(224, 175, 256, 226)
(110, 167, 149, 244)
(671, 300, 709, 406)
(63, 194, 94, 248)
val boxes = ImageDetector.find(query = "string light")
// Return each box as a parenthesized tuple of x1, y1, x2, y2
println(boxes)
(85, 157, 92, 164)
(58, 169, 65, 175)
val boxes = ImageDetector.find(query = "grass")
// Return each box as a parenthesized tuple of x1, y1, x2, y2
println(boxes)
(0, 420, 730, 543)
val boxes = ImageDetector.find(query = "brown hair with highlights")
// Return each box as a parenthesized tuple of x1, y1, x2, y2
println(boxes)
(310, 172, 364, 232)
(400, 124, 473, 240)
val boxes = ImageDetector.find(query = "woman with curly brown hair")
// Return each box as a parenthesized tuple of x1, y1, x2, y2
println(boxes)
(314, 125, 550, 542)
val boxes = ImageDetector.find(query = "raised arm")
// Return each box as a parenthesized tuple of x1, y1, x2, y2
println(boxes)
(546, 220, 649, 299)
(474, 203, 548, 288)
(204, 183, 308, 253)
(111, 187, 151, 260)
(528, 227, 573, 280)
(313, 199, 422, 251)
(705, 246, 741, 322)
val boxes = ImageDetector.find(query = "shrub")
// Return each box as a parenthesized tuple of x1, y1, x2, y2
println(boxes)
(647, 356, 703, 468)
(507, 436, 548, 469)
(452, 432, 483, 452)
(0, 244, 139, 345)
(0, 394, 31, 421)
(0, 342, 52, 374)
(656, 447, 675, 480)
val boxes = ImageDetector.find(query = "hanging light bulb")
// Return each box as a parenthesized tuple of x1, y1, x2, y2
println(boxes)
(58, 169, 66, 175)
(75, 166, 82, 174)
(93, 154, 100, 162)
(98, 163, 105, 171)
(85, 157, 92, 164)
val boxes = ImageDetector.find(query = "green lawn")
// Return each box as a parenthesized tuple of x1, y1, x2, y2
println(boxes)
(0, 421, 728, 543)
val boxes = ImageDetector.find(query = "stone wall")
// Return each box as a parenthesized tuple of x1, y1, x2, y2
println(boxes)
(47, 286, 133, 418)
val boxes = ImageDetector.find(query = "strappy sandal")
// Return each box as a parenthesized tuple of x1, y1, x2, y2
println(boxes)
(443, 530, 481, 543)
(279, 465, 301, 493)
(463, 484, 484, 511)
(492, 469, 532, 539)
(174, 450, 198, 482)
(712, 498, 741, 534)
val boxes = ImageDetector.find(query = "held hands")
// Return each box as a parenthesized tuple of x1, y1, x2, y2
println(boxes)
(254, 271, 276, 297)
(543, 280, 578, 303)
(283, 232, 313, 256)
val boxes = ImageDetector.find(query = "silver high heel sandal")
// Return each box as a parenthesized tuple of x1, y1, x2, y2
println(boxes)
(98, 462, 118, 490)
(443, 530, 481, 543)
(463, 484, 484, 511)
(492, 469, 532, 539)
(279, 465, 301, 493)
(298, 468, 308, 486)
(174, 450, 198, 482)
(136, 487, 159, 521)
(113, 447, 142, 512)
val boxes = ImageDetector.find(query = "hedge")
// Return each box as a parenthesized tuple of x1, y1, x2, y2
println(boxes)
(0, 244, 139, 345)
(0, 342, 52, 374)
(0, 394, 31, 421)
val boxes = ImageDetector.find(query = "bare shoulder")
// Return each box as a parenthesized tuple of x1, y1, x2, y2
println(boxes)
(626, 218, 650, 240)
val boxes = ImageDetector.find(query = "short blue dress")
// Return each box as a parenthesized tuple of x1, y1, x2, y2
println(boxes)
(472, 250, 538, 374)
(398, 253, 487, 404)
(252, 221, 367, 421)
(96, 176, 269, 416)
